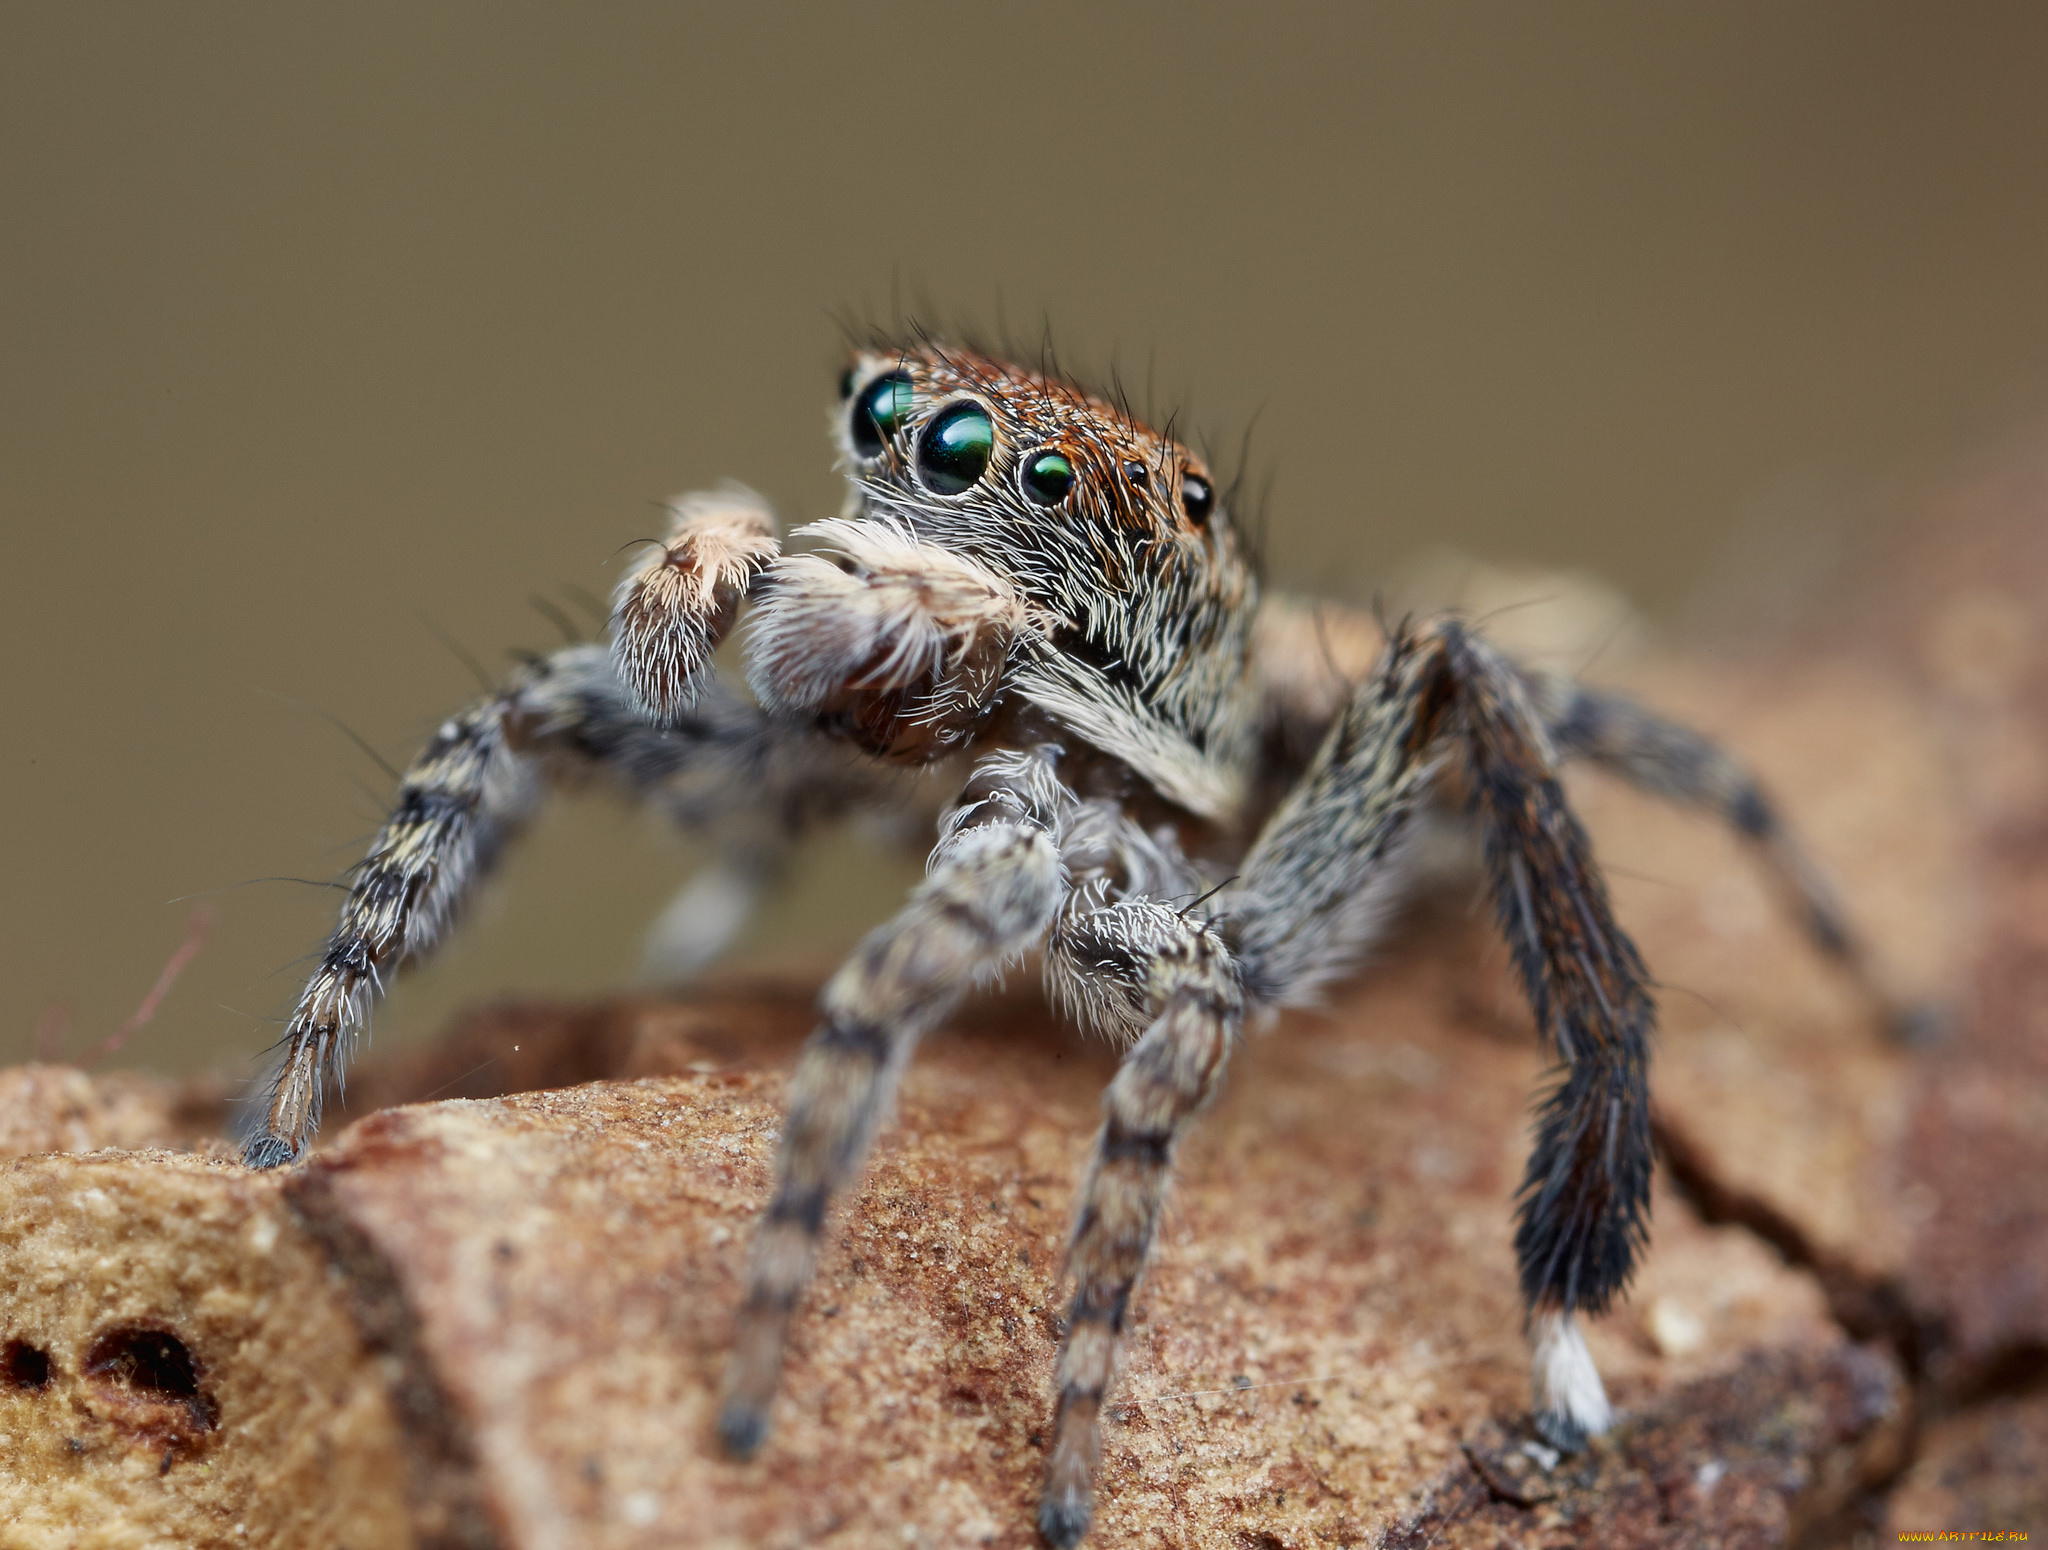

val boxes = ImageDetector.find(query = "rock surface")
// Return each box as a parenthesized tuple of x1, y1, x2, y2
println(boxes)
(6, 450, 2048, 1545)
(0, 973, 1888, 1550)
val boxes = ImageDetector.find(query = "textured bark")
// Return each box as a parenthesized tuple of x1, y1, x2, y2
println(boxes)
(7, 451, 2048, 1545)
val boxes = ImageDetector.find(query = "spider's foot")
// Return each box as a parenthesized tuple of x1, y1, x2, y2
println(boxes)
(1529, 1309, 1611, 1455)
(240, 1132, 301, 1171)
(1037, 1490, 1092, 1549)
(715, 1399, 770, 1460)
(1885, 997, 1949, 1049)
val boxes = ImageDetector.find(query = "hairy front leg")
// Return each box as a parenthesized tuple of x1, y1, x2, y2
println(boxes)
(719, 747, 1071, 1454)
(1038, 900, 1243, 1548)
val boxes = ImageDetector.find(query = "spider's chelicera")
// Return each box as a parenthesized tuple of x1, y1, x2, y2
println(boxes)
(242, 340, 1900, 1546)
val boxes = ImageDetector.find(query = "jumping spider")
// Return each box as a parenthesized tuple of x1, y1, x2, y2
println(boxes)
(243, 339, 1904, 1545)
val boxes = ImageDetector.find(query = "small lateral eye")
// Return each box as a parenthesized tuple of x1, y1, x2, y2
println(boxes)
(1122, 460, 1149, 489)
(917, 401, 994, 495)
(1181, 471, 1214, 526)
(1021, 448, 1075, 506)
(851, 371, 913, 457)
(837, 365, 857, 401)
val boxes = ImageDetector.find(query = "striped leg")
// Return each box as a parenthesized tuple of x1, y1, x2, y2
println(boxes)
(1039, 901, 1243, 1548)
(719, 748, 1071, 1456)
(1230, 617, 1655, 1456)
(241, 647, 865, 1168)
(1531, 673, 1932, 1041)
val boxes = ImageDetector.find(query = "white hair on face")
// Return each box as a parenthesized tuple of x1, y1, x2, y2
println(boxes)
(1529, 1309, 1612, 1451)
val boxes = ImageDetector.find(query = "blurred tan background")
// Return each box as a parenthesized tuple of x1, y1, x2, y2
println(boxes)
(5, 3, 2048, 1083)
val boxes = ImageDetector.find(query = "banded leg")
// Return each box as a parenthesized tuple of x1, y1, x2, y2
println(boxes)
(1248, 593, 1910, 1035)
(1531, 673, 1931, 1040)
(1039, 901, 1243, 1548)
(1229, 617, 1655, 1453)
(241, 646, 869, 1168)
(719, 747, 1071, 1455)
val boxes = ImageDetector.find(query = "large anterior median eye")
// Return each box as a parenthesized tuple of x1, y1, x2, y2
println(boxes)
(1021, 448, 1074, 506)
(851, 371, 913, 457)
(916, 401, 993, 495)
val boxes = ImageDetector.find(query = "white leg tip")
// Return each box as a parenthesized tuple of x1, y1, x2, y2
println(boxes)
(1529, 1309, 1611, 1452)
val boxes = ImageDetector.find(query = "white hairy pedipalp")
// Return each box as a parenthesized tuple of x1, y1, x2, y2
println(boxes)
(611, 485, 780, 721)
(744, 517, 1042, 722)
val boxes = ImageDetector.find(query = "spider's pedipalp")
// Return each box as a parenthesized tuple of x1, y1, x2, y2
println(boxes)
(744, 518, 1034, 761)
(610, 485, 780, 724)
(720, 747, 1072, 1455)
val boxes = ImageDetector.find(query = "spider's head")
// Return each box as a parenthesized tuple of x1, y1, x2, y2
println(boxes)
(755, 342, 1261, 810)
(833, 344, 1255, 691)
(742, 342, 1260, 810)
(831, 344, 1242, 595)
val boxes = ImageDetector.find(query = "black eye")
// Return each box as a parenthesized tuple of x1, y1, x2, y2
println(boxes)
(1021, 448, 1075, 506)
(917, 401, 994, 495)
(837, 365, 857, 400)
(851, 371, 913, 457)
(1122, 460, 1149, 489)
(1181, 471, 1214, 526)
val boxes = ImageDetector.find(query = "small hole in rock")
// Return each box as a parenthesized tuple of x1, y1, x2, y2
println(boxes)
(85, 1327, 219, 1430)
(3, 1340, 51, 1391)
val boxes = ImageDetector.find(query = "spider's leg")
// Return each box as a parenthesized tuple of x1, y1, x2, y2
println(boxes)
(719, 746, 1072, 1457)
(241, 645, 868, 1168)
(1230, 617, 1655, 1455)
(1531, 672, 1930, 1040)
(1037, 898, 1242, 1549)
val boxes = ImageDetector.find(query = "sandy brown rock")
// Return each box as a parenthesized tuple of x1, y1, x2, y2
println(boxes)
(0, 1064, 227, 1159)
(1883, 1389, 2048, 1537)
(1413, 1341, 1903, 1550)
(0, 939, 1885, 1548)
(0, 1150, 414, 1550)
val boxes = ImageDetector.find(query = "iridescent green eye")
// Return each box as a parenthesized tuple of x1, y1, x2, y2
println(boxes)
(916, 401, 993, 495)
(1021, 448, 1074, 506)
(851, 371, 913, 457)
(1181, 471, 1214, 526)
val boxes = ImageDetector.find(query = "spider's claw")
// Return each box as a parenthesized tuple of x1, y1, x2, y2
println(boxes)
(1037, 1491, 1093, 1549)
(714, 1399, 769, 1460)
(239, 1132, 300, 1171)
(1885, 997, 1949, 1049)
(1533, 1408, 1591, 1455)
